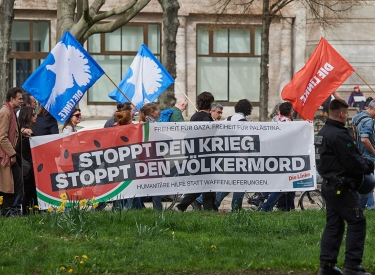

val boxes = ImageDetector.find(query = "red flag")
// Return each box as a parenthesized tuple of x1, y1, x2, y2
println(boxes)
(281, 38, 354, 120)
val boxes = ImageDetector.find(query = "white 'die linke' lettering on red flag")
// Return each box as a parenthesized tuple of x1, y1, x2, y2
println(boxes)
(281, 38, 354, 120)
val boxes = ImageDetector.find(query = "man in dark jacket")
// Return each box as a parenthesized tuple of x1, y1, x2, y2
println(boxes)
(315, 99, 373, 275)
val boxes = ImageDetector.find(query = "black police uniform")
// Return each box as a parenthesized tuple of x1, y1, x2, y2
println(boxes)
(315, 118, 374, 271)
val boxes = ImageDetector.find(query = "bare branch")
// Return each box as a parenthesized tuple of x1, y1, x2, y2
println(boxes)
(82, 0, 151, 41)
(89, 0, 106, 17)
(91, 0, 138, 23)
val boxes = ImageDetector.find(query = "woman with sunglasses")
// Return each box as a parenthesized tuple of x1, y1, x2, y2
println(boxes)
(62, 108, 81, 133)
(18, 106, 38, 214)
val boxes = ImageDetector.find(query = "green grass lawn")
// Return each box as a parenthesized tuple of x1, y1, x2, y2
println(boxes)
(1, 208, 375, 275)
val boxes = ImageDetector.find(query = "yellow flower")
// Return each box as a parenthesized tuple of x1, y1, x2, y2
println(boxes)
(211, 245, 217, 249)
(47, 207, 54, 213)
(61, 200, 67, 206)
(0, 196, 3, 205)
(29, 207, 32, 210)
(74, 256, 79, 259)
(79, 199, 87, 207)
(60, 193, 68, 200)
(93, 202, 99, 208)
(172, 231, 175, 235)
(68, 269, 73, 273)
(80, 261, 84, 264)
(57, 205, 65, 213)
(34, 205, 39, 209)
(82, 255, 88, 259)
(60, 266, 65, 270)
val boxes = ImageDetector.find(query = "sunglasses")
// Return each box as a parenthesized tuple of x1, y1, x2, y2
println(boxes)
(73, 113, 82, 118)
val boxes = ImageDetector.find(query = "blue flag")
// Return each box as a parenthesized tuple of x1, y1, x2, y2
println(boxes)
(108, 44, 175, 109)
(22, 31, 105, 123)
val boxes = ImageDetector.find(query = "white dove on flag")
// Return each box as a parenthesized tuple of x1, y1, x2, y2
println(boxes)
(127, 55, 163, 106)
(44, 42, 92, 109)
(108, 44, 175, 109)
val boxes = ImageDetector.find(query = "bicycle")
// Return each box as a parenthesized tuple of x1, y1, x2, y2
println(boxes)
(245, 189, 325, 211)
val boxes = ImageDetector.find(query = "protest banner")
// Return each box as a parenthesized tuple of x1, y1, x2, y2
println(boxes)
(30, 121, 316, 209)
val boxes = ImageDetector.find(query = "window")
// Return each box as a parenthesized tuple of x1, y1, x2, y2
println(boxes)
(88, 23, 161, 103)
(197, 25, 261, 102)
(10, 21, 50, 88)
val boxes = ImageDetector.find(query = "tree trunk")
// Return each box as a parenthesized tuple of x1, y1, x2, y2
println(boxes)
(157, 0, 180, 110)
(0, 0, 15, 101)
(259, 0, 271, 121)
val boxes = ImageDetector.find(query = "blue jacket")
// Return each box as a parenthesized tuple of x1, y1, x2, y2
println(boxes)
(352, 110, 375, 161)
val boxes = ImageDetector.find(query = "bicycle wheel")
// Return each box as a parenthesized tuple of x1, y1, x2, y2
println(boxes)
(299, 189, 325, 210)
(162, 194, 183, 210)
(244, 192, 264, 211)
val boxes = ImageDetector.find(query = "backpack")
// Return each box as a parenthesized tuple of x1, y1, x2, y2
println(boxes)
(157, 108, 174, 122)
(348, 114, 372, 150)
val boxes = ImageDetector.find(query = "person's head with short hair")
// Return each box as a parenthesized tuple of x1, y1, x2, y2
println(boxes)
(197, 91, 214, 111)
(175, 98, 188, 112)
(210, 103, 223, 121)
(6, 87, 23, 109)
(270, 103, 282, 120)
(234, 99, 252, 116)
(115, 110, 132, 126)
(329, 99, 349, 124)
(139, 103, 159, 122)
(21, 93, 37, 109)
(364, 100, 375, 118)
(279, 102, 293, 118)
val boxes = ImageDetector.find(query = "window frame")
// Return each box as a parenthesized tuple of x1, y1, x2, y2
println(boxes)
(196, 24, 261, 104)
(87, 22, 162, 105)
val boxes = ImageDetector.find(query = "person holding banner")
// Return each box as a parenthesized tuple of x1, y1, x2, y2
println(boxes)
(0, 88, 25, 217)
(315, 99, 373, 275)
(169, 98, 188, 122)
(138, 103, 162, 210)
(348, 85, 365, 111)
(175, 92, 216, 212)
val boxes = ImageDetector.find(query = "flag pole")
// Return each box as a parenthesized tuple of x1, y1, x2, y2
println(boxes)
(105, 73, 139, 112)
(355, 71, 375, 93)
(175, 83, 198, 112)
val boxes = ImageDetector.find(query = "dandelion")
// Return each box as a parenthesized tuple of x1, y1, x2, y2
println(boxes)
(172, 231, 175, 236)
(74, 256, 79, 259)
(29, 207, 32, 210)
(79, 199, 87, 207)
(0, 196, 3, 205)
(82, 255, 88, 259)
(60, 193, 68, 200)
(47, 206, 54, 213)
(57, 205, 65, 213)
(61, 200, 67, 206)
(80, 261, 84, 264)
(211, 245, 217, 249)
(68, 268, 73, 273)
(93, 202, 99, 208)
(34, 205, 39, 209)
(60, 266, 65, 270)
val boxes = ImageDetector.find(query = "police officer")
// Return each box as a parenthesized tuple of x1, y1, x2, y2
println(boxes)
(315, 99, 373, 275)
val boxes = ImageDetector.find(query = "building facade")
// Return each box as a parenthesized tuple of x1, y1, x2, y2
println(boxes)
(11, 0, 375, 119)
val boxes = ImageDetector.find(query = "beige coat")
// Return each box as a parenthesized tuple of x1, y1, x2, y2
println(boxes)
(0, 105, 19, 193)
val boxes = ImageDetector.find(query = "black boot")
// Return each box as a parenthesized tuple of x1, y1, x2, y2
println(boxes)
(343, 265, 371, 275)
(318, 265, 343, 275)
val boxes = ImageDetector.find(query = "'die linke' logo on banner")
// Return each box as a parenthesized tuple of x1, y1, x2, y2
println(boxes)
(50, 135, 310, 191)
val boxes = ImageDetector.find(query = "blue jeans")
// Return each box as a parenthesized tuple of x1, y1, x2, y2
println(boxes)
(215, 192, 245, 211)
(367, 192, 374, 207)
(151, 196, 162, 210)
